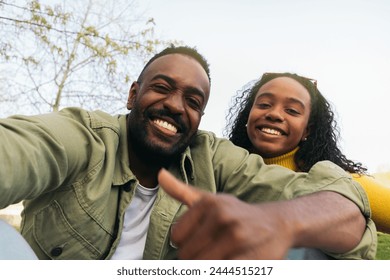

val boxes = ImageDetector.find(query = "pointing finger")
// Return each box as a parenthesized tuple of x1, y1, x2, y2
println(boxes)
(158, 168, 202, 207)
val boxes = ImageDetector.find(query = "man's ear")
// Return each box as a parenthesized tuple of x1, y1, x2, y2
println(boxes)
(127, 82, 139, 110)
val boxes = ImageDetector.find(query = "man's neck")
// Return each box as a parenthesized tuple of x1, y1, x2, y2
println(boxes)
(128, 150, 160, 189)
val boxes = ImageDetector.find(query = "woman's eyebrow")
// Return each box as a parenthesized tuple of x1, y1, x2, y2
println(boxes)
(256, 92, 306, 108)
(286, 97, 306, 108)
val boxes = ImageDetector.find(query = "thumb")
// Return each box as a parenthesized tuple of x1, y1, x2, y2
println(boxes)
(158, 168, 202, 207)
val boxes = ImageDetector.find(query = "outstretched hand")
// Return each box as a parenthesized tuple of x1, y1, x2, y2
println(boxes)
(157, 168, 293, 259)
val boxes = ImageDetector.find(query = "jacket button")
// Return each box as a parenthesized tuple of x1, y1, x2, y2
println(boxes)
(50, 247, 63, 257)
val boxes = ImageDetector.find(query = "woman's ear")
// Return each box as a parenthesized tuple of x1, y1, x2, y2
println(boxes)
(302, 126, 310, 141)
(127, 82, 139, 110)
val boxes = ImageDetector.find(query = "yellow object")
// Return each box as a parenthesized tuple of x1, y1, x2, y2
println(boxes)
(263, 148, 390, 233)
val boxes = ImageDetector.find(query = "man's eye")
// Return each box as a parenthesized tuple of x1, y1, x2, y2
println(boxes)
(152, 84, 170, 93)
(186, 97, 202, 112)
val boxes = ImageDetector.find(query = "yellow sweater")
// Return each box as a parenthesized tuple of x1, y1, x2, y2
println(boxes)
(263, 148, 390, 233)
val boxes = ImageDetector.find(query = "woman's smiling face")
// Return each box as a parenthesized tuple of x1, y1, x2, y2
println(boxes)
(246, 77, 311, 158)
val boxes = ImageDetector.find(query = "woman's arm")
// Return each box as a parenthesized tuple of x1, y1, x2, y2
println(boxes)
(353, 174, 390, 233)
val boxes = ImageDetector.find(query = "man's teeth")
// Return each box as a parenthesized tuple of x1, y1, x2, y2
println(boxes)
(261, 127, 282, 135)
(154, 119, 178, 133)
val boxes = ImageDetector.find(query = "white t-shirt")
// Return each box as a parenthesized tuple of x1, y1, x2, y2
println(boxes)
(110, 184, 158, 259)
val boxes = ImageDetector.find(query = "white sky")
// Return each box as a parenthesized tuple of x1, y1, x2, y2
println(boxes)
(142, 0, 390, 173)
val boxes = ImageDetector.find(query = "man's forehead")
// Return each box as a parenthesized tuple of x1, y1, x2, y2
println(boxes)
(145, 54, 206, 77)
(141, 53, 210, 104)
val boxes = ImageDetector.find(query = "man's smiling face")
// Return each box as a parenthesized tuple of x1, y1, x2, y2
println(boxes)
(127, 53, 210, 164)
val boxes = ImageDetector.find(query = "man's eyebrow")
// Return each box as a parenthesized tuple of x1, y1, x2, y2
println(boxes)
(185, 86, 206, 102)
(151, 74, 206, 101)
(151, 74, 176, 86)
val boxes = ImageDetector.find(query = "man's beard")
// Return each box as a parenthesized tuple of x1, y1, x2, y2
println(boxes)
(127, 107, 196, 168)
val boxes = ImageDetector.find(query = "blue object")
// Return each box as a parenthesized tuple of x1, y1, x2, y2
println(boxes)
(287, 248, 332, 259)
(0, 219, 38, 260)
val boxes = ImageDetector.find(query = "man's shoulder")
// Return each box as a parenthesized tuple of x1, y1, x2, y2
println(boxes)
(194, 130, 228, 145)
(58, 107, 124, 132)
(195, 129, 218, 138)
(191, 130, 244, 155)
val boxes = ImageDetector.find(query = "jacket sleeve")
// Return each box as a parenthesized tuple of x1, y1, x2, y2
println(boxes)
(199, 133, 377, 259)
(0, 108, 116, 209)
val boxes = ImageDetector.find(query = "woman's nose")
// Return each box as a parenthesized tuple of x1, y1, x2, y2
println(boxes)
(265, 109, 284, 122)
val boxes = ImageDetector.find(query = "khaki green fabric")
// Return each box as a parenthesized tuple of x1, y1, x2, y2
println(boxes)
(0, 108, 376, 259)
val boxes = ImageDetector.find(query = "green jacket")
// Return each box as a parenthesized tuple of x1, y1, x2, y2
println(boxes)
(0, 108, 376, 259)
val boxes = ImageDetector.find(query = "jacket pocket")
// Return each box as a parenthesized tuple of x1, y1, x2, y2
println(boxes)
(33, 200, 103, 259)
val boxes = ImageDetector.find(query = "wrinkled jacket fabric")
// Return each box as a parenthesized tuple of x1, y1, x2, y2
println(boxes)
(0, 108, 376, 259)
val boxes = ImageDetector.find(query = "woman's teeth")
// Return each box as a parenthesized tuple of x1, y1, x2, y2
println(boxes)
(261, 127, 282, 135)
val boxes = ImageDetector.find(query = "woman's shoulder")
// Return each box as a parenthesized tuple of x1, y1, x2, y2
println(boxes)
(351, 173, 389, 189)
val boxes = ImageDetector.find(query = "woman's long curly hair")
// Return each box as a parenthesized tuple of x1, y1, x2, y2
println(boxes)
(224, 72, 367, 174)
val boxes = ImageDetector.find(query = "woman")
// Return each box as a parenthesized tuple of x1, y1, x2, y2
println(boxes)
(225, 72, 390, 233)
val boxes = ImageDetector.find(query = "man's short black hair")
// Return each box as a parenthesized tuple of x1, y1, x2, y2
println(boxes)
(137, 45, 211, 83)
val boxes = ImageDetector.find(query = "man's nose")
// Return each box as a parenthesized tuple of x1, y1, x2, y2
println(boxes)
(163, 92, 185, 114)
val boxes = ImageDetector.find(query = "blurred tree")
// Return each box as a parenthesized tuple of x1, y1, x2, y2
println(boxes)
(0, 0, 172, 116)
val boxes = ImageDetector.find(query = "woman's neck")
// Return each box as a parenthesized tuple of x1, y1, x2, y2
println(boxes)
(262, 147, 300, 171)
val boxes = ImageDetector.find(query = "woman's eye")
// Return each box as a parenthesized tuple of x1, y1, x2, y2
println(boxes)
(286, 108, 300, 115)
(256, 103, 270, 109)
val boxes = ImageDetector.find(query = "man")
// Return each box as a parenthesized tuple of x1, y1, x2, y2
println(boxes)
(0, 46, 376, 259)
